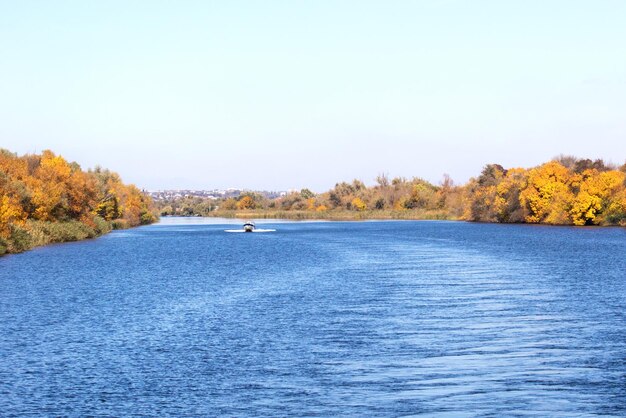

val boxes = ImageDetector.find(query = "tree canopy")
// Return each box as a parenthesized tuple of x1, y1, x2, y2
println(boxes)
(0, 149, 157, 254)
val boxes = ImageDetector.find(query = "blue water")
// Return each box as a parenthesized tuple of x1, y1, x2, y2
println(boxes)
(1, 218, 625, 416)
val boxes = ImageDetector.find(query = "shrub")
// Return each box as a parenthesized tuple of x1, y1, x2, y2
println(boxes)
(112, 219, 129, 230)
(8, 224, 32, 253)
(44, 221, 92, 242)
(351, 197, 367, 211)
(92, 215, 113, 234)
(140, 211, 156, 225)
(23, 221, 50, 247)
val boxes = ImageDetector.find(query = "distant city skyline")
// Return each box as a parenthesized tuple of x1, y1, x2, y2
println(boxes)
(2, 1, 625, 192)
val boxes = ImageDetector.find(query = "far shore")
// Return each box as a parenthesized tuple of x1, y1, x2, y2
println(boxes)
(204, 209, 456, 221)
(162, 212, 626, 228)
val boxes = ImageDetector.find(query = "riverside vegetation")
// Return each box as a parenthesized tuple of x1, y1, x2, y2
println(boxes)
(3, 150, 626, 256)
(0, 149, 157, 255)
(159, 156, 626, 227)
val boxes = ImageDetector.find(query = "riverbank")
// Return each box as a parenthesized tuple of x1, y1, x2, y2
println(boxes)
(209, 209, 456, 221)
(195, 210, 626, 227)
(0, 218, 154, 256)
(0, 149, 159, 256)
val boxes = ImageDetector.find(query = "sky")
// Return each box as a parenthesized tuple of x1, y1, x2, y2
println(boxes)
(1, 1, 625, 191)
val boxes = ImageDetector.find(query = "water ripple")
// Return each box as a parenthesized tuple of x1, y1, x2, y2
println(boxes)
(1, 220, 625, 416)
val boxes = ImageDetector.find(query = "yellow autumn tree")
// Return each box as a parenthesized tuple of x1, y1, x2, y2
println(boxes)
(463, 164, 507, 222)
(0, 194, 26, 238)
(0, 151, 28, 238)
(605, 189, 626, 226)
(519, 161, 574, 224)
(66, 164, 98, 219)
(493, 168, 528, 222)
(236, 195, 255, 210)
(351, 197, 367, 211)
(569, 169, 625, 225)
(33, 150, 76, 221)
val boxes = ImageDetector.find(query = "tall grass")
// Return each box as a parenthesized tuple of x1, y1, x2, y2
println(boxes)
(1, 216, 115, 255)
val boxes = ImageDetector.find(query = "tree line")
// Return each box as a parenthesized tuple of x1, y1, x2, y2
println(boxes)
(4, 149, 623, 257)
(464, 157, 626, 226)
(159, 156, 626, 227)
(0, 149, 157, 255)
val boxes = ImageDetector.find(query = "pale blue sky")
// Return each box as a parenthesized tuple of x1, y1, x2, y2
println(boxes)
(1, 1, 625, 191)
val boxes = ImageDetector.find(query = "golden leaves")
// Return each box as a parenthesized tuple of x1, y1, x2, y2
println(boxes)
(0, 150, 156, 240)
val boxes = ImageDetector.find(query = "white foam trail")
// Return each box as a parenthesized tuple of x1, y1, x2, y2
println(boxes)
(224, 229, 276, 233)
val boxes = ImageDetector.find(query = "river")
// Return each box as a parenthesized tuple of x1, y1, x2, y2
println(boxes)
(1, 218, 625, 416)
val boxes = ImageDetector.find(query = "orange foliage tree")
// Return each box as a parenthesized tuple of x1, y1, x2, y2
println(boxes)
(0, 149, 157, 254)
(236, 195, 256, 210)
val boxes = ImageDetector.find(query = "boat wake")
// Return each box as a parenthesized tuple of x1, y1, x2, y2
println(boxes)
(224, 229, 277, 233)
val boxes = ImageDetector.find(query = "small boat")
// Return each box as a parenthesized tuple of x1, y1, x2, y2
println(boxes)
(224, 222, 275, 233)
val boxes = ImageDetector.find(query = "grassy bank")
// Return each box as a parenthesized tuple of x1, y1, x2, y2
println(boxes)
(0, 217, 138, 256)
(209, 209, 457, 221)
